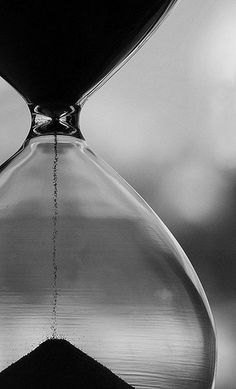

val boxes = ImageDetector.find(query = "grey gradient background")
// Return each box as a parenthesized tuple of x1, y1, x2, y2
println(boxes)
(0, 0, 235, 387)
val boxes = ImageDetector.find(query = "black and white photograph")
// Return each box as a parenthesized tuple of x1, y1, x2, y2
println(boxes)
(0, 1, 234, 388)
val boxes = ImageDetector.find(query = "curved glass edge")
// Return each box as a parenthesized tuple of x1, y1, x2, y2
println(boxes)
(84, 140, 217, 384)
(79, 0, 181, 106)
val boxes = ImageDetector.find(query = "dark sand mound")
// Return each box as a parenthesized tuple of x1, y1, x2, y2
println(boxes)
(0, 339, 134, 388)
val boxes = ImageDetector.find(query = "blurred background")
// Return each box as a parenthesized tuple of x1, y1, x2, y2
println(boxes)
(0, 0, 235, 387)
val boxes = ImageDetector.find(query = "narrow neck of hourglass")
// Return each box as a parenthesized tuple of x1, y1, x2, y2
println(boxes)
(27, 104, 85, 140)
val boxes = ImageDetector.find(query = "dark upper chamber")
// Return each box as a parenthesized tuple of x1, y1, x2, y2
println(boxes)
(0, 0, 174, 110)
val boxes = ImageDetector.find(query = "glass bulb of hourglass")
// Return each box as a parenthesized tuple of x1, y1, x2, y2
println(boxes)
(0, 0, 216, 388)
(0, 106, 216, 388)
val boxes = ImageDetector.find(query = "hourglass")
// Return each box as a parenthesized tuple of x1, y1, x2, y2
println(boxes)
(0, 1, 216, 388)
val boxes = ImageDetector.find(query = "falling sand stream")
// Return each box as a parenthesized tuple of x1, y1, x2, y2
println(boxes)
(51, 133, 59, 338)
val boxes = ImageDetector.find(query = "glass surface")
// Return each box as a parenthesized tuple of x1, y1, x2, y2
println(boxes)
(0, 0, 216, 388)
(0, 133, 215, 387)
